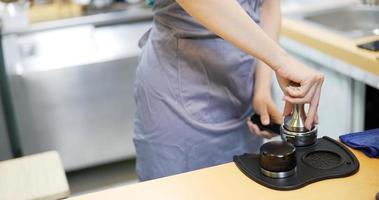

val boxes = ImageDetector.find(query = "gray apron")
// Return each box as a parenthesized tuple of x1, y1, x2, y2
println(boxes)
(134, 0, 264, 181)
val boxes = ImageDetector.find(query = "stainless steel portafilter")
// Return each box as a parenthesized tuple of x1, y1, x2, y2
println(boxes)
(280, 104, 318, 147)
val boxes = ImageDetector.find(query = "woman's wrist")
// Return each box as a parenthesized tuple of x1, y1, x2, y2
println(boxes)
(270, 48, 289, 71)
(254, 84, 272, 99)
(254, 62, 273, 95)
(254, 80, 271, 95)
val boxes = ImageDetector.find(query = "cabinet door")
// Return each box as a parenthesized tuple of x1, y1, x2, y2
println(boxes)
(10, 58, 139, 171)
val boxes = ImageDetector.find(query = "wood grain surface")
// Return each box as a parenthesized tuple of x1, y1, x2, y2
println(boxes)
(69, 147, 379, 200)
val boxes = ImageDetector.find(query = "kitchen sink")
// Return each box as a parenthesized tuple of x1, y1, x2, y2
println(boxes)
(302, 5, 379, 38)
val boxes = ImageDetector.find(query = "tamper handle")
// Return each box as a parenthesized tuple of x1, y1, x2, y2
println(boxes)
(250, 113, 281, 135)
(292, 104, 304, 120)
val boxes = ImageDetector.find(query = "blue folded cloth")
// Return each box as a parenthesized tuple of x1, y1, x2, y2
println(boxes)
(339, 128, 379, 158)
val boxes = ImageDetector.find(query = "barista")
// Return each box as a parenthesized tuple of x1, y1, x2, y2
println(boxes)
(133, 0, 324, 181)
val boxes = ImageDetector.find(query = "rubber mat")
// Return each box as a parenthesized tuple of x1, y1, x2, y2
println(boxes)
(233, 136, 359, 190)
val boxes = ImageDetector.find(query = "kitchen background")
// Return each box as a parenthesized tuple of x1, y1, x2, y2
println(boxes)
(0, 0, 378, 197)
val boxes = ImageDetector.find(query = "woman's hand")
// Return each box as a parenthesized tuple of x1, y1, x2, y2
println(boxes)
(247, 90, 282, 139)
(275, 55, 324, 130)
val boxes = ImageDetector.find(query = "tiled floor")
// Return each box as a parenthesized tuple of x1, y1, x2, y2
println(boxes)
(66, 159, 139, 197)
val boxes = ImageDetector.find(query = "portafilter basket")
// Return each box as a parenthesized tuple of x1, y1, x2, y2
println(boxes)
(281, 104, 317, 147)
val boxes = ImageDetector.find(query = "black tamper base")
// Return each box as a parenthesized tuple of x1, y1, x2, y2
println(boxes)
(233, 136, 359, 190)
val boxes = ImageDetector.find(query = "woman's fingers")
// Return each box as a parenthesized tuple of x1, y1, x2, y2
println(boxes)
(247, 120, 263, 137)
(260, 131, 274, 139)
(247, 120, 274, 139)
(268, 101, 282, 124)
(252, 123, 274, 139)
(283, 72, 324, 130)
(315, 113, 319, 124)
(284, 82, 318, 104)
(305, 83, 322, 130)
(283, 101, 292, 116)
(247, 120, 255, 132)
(285, 80, 312, 98)
(276, 73, 290, 92)
(285, 84, 321, 130)
(259, 106, 270, 125)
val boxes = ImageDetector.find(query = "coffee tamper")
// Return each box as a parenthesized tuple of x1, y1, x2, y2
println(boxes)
(259, 141, 296, 178)
(280, 104, 317, 147)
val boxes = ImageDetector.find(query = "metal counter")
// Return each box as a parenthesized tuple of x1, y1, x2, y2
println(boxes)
(1, 7, 153, 170)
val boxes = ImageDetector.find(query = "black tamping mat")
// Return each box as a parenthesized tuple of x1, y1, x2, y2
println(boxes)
(233, 136, 360, 190)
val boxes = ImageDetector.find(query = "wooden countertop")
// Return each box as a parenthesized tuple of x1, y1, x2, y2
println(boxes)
(69, 147, 379, 200)
(281, 17, 379, 77)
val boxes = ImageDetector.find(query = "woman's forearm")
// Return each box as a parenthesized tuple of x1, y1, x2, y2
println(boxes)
(260, 0, 282, 40)
(176, 0, 287, 70)
(255, 0, 282, 94)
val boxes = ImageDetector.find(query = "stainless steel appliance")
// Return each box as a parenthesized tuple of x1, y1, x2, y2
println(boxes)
(2, 9, 153, 170)
(0, 32, 14, 161)
(0, 100, 12, 161)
